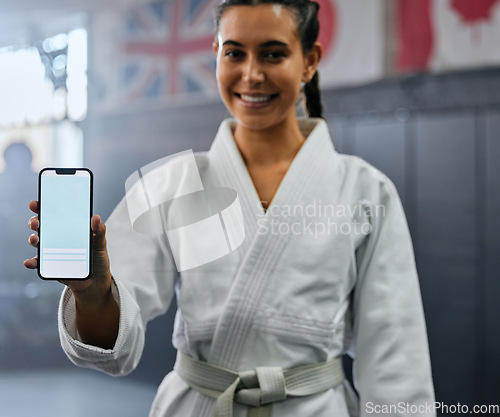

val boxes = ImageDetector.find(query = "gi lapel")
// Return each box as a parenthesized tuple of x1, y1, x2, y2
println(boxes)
(209, 119, 264, 258)
(207, 118, 339, 368)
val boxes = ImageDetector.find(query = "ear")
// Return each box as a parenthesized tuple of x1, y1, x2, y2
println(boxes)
(213, 40, 219, 58)
(302, 42, 323, 83)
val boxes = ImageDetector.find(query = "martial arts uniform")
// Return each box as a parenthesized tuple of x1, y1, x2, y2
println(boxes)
(59, 118, 435, 417)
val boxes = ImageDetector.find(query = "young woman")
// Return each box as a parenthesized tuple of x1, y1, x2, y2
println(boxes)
(26, 1, 435, 416)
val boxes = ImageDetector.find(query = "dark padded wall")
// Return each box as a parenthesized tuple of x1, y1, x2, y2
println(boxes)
(485, 112, 500, 402)
(414, 114, 477, 403)
(352, 122, 407, 204)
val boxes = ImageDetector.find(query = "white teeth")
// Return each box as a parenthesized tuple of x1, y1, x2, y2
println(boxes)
(240, 94, 272, 103)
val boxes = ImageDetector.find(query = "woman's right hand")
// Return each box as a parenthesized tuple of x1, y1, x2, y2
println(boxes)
(24, 200, 113, 305)
(25, 200, 119, 348)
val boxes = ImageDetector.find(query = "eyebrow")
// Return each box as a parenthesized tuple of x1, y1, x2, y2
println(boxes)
(222, 40, 289, 48)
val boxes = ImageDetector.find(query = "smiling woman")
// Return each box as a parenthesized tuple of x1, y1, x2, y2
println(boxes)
(214, 5, 321, 136)
(34, 1, 436, 417)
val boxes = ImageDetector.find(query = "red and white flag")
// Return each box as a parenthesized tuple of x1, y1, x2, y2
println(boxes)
(396, 0, 500, 72)
(317, 0, 384, 88)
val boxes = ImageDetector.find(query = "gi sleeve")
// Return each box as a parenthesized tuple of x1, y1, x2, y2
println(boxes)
(352, 178, 436, 417)
(58, 195, 178, 376)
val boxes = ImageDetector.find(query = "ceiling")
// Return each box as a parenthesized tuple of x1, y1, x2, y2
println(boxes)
(0, 0, 150, 14)
(0, 0, 152, 48)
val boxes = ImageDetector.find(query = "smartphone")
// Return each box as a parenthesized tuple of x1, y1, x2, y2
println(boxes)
(37, 168, 93, 280)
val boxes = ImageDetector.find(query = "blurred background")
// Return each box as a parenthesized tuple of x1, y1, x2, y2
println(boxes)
(0, 0, 499, 415)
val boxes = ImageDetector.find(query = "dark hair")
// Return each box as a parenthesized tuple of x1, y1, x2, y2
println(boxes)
(215, 0, 324, 118)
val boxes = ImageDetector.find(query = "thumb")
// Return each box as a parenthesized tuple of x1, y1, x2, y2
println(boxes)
(91, 215, 107, 251)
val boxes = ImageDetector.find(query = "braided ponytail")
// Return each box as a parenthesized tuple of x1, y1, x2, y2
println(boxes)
(304, 71, 323, 118)
(216, 0, 324, 119)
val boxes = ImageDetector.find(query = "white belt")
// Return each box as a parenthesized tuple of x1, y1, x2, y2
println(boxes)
(175, 351, 344, 417)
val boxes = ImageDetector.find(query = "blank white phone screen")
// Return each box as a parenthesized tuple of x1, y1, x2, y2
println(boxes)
(40, 170, 91, 279)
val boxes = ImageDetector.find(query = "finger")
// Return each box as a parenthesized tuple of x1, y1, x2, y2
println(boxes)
(91, 214, 103, 234)
(28, 233, 39, 248)
(91, 215, 107, 251)
(24, 256, 38, 269)
(28, 216, 39, 231)
(29, 200, 38, 214)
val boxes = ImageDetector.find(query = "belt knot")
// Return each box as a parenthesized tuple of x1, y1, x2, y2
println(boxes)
(235, 367, 287, 407)
(175, 351, 344, 417)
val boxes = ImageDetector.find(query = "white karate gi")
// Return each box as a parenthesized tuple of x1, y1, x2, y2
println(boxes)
(59, 118, 435, 417)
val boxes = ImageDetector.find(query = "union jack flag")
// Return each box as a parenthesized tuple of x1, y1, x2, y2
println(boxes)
(119, 0, 219, 102)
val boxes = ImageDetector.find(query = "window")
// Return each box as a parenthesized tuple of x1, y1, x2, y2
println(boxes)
(0, 28, 87, 172)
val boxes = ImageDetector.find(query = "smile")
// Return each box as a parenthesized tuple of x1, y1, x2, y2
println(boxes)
(241, 94, 273, 103)
(235, 93, 279, 107)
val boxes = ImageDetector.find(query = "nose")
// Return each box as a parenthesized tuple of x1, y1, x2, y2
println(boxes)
(242, 56, 265, 85)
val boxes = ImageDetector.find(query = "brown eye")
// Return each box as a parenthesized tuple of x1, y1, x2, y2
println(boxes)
(225, 50, 245, 59)
(263, 51, 286, 60)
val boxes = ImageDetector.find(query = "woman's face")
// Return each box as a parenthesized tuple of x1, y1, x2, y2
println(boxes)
(214, 4, 319, 132)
